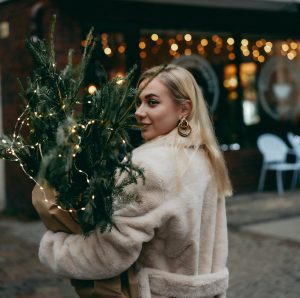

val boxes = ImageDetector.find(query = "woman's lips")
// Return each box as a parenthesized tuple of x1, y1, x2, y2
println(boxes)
(140, 124, 151, 131)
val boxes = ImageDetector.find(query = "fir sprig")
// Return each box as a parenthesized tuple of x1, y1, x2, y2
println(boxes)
(0, 16, 143, 235)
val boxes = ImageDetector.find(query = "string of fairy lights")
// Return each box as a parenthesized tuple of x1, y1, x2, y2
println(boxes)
(5, 87, 114, 214)
(6, 82, 131, 215)
(82, 32, 300, 63)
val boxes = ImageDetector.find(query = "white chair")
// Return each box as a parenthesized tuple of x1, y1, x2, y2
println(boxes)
(257, 134, 300, 195)
(287, 132, 300, 187)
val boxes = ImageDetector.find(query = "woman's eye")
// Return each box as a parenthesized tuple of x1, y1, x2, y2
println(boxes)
(148, 99, 159, 106)
(135, 99, 142, 107)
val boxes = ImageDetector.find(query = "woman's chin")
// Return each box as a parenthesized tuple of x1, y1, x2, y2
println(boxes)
(141, 131, 154, 141)
(141, 134, 151, 141)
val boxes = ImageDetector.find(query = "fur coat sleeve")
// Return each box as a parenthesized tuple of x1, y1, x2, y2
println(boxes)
(38, 154, 165, 280)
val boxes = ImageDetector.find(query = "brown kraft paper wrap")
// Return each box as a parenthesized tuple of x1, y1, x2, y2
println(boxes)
(32, 184, 139, 298)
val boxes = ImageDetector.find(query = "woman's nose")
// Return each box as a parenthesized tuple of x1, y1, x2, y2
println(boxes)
(135, 105, 146, 119)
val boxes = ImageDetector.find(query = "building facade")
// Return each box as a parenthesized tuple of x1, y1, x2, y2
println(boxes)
(1, 0, 300, 215)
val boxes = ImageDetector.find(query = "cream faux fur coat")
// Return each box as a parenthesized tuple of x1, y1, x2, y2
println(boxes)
(39, 135, 229, 298)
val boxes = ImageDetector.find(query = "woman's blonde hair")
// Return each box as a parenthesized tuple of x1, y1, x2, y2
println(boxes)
(138, 64, 232, 198)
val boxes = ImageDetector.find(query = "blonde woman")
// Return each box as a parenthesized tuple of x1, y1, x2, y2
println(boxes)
(39, 64, 232, 298)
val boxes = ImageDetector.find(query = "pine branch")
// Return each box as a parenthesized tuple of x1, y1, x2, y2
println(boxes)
(0, 16, 144, 235)
(47, 14, 56, 66)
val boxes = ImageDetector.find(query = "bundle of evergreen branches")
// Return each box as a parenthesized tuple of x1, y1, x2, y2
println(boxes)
(0, 16, 143, 235)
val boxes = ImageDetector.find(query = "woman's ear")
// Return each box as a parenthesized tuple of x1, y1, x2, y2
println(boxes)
(180, 99, 192, 119)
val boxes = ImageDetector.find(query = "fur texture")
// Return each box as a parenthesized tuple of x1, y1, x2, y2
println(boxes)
(39, 136, 229, 298)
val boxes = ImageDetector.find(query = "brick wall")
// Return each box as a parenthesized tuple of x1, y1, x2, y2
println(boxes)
(0, 0, 82, 216)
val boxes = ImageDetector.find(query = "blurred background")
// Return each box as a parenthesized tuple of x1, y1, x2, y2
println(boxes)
(0, 1, 300, 297)
(1, 0, 300, 215)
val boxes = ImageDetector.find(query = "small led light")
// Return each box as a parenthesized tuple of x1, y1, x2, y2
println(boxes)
(88, 85, 97, 94)
(104, 47, 112, 55)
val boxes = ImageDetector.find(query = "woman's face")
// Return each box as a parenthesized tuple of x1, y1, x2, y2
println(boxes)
(135, 77, 182, 141)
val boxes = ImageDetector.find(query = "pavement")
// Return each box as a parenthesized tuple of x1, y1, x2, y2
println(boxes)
(226, 190, 300, 298)
(0, 190, 300, 298)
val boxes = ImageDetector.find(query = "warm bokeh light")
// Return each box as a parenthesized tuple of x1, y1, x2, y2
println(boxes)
(257, 55, 265, 63)
(228, 91, 238, 101)
(256, 40, 264, 47)
(227, 37, 235, 45)
(290, 42, 298, 50)
(241, 39, 249, 46)
(118, 45, 126, 54)
(266, 41, 273, 47)
(184, 34, 192, 41)
(228, 53, 236, 60)
(81, 40, 88, 47)
(287, 51, 296, 60)
(264, 45, 272, 53)
(197, 45, 205, 55)
(169, 50, 176, 56)
(156, 38, 163, 45)
(223, 77, 238, 89)
(176, 34, 183, 41)
(253, 50, 260, 57)
(151, 33, 159, 41)
(242, 50, 250, 56)
(139, 41, 146, 49)
(216, 39, 223, 46)
(168, 38, 176, 45)
(200, 38, 208, 46)
(171, 43, 178, 51)
(184, 48, 192, 55)
(212, 35, 220, 42)
(227, 45, 234, 51)
(281, 43, 289, 52)
(101, 33, 108, 40)
(140, 51, 147, 59)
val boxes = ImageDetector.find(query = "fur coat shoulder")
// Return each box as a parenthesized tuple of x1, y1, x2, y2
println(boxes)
(39, 136, 229, 298)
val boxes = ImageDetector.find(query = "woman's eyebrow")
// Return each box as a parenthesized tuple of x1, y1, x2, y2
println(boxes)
(144, 93, 159, 99)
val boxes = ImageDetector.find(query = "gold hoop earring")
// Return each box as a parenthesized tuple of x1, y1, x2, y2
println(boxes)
(178, 117, 191, 137)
